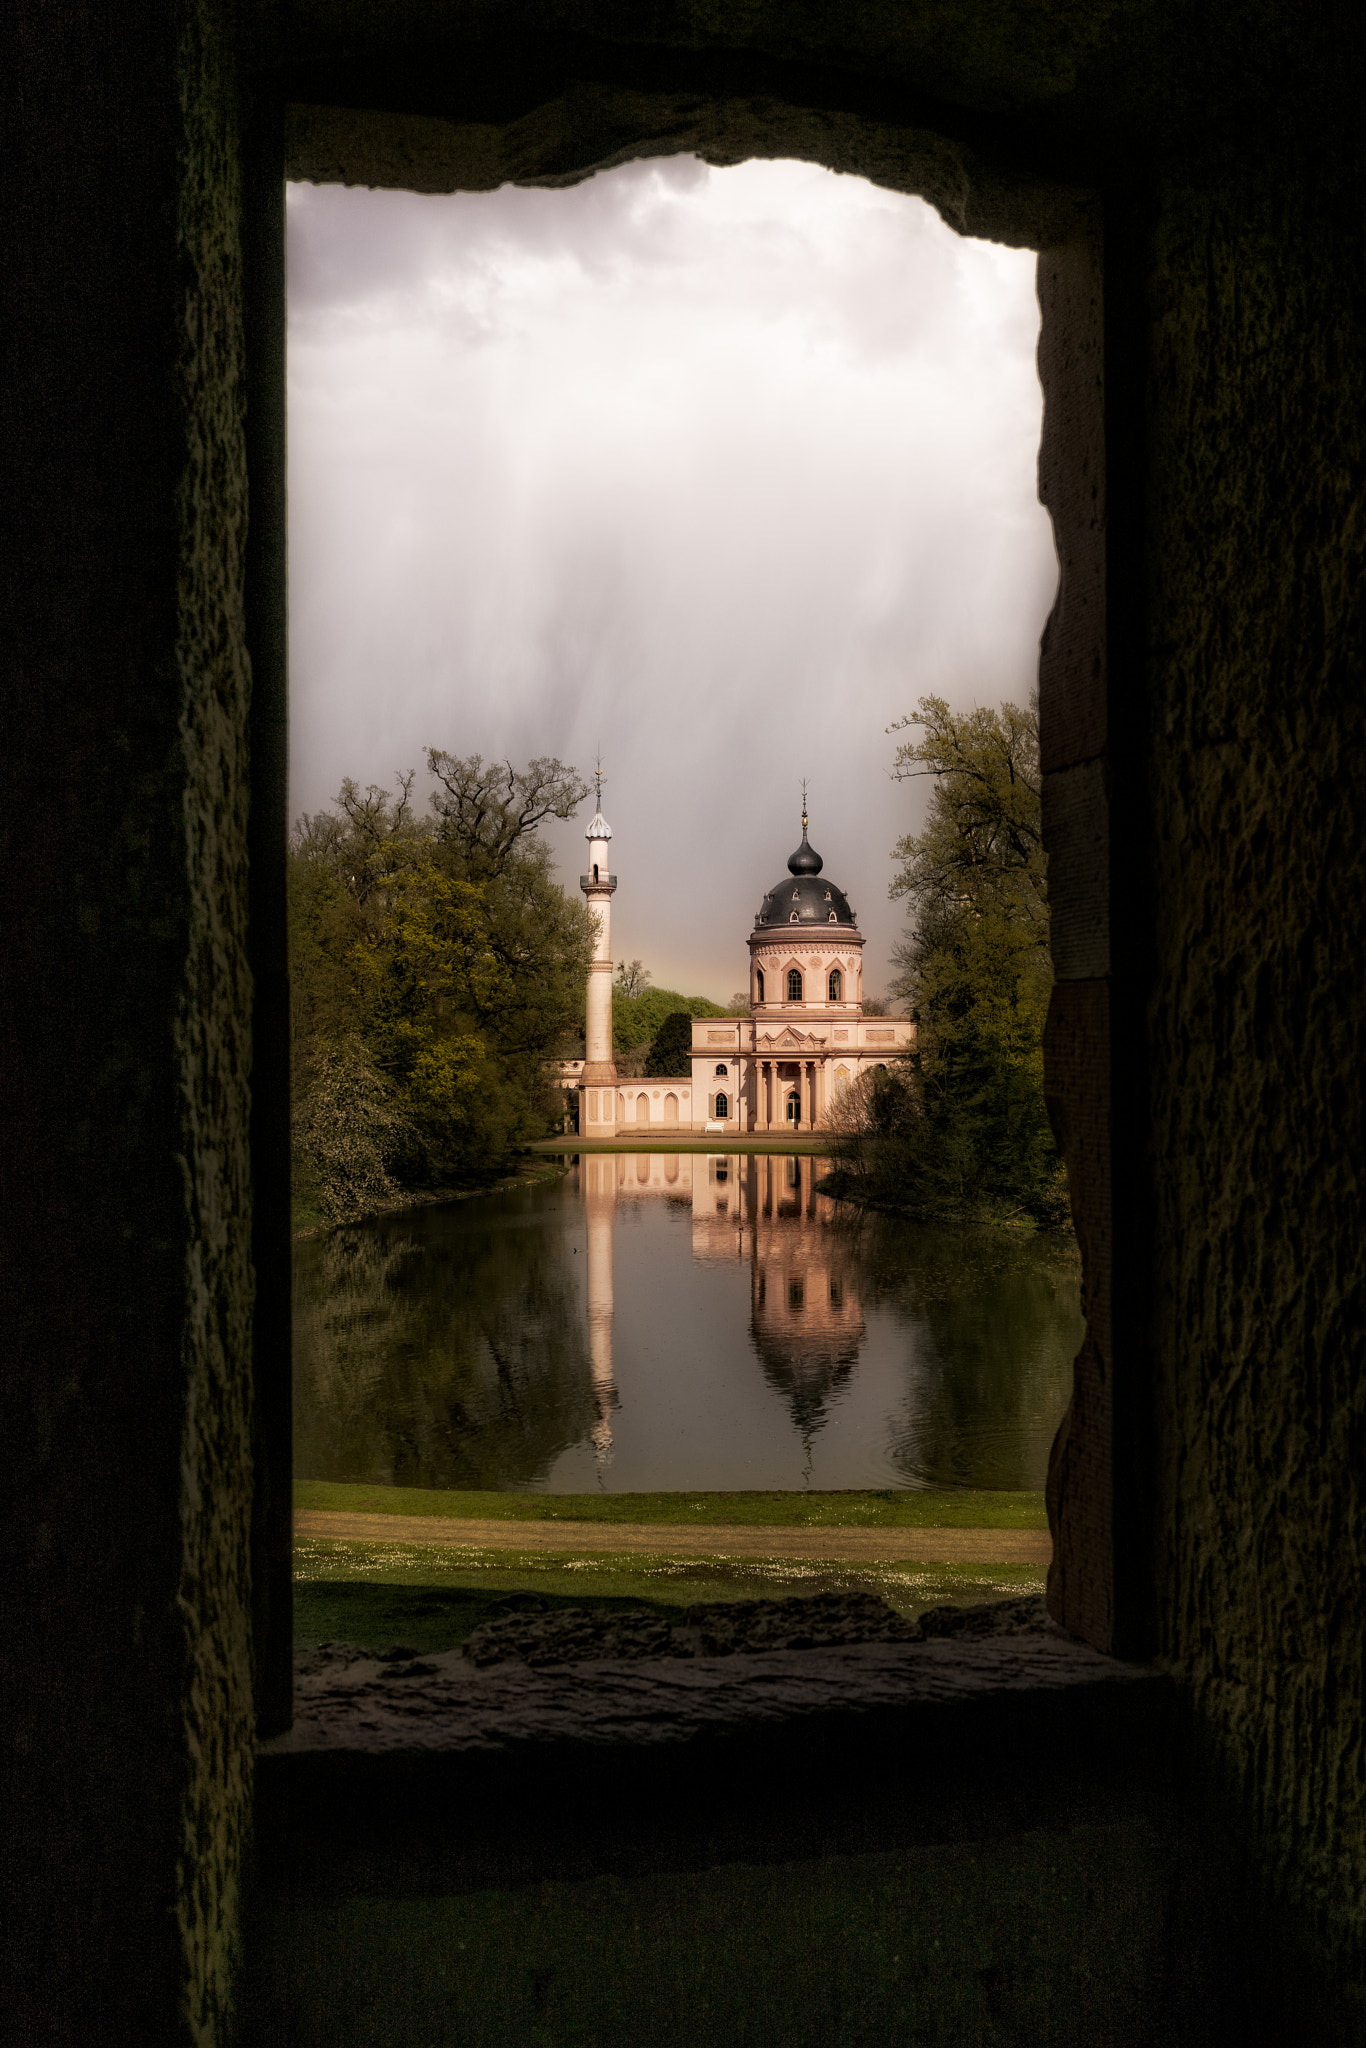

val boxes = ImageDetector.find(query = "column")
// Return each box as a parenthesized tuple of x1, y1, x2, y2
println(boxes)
(758, 1059, 769, 1130)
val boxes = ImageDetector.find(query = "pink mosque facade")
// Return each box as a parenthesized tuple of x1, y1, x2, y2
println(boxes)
(568, 800, 915, 1137)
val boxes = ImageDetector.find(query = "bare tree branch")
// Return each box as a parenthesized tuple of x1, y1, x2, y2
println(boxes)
(426, 751, 589, 880)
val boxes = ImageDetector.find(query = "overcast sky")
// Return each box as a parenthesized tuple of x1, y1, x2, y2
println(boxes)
(287, 156, 1055, 1002)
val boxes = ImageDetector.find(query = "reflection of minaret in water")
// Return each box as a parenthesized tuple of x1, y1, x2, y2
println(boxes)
(582, 1153, 619, 1466)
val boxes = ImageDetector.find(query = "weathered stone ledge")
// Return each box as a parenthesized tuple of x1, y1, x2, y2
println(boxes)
(256, 1631, 1173, 1899)
(262, 1630, 1165, 1761)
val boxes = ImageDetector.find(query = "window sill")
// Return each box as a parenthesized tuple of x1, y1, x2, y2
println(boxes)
(256, 1636, 1172, 1899)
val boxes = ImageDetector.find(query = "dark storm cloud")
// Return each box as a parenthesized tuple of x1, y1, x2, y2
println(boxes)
(287, 159, 1055, 998)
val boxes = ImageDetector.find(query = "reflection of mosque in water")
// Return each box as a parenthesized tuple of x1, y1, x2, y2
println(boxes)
(576, 1151, 863, 1465)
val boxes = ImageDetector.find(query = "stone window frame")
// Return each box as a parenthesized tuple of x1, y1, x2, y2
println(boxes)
(248, 70, 1135, 1737)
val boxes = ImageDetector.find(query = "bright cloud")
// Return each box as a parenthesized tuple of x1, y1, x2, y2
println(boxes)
(287, 156, 1055, 1000)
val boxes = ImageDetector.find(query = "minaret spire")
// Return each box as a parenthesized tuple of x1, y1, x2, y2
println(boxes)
(579, 758, 618, 1118)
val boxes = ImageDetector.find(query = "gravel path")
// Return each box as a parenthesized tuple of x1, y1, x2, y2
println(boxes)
(295, 1509, 1051, 1565)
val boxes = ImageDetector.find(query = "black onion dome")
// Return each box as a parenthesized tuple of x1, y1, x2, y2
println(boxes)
(755, 867, 857, 929)
(787, 832, 823, 876)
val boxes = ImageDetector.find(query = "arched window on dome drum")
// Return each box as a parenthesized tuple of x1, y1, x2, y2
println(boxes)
(787, 968, 802, 1002)
(756, 968, 765, 1003)
(714, 1092, 728, 1119)
(828, 968, 841, 1001)
(715, 1063, 728, 1076)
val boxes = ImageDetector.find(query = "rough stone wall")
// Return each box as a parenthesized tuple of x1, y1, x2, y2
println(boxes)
(7, 0, 1366, 2037)
(2, 1, 255, 2039)
(1143, 136, 1366, 2006)
(172, 1, 257, 2035)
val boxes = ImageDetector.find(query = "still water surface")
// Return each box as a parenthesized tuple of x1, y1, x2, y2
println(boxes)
(294, 1152, 1082, 1493)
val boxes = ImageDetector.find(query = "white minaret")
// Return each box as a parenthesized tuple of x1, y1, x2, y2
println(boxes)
(579, 762, 617, 1133)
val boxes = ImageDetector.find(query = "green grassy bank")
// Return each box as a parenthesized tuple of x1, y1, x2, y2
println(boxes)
(294, 1534, 1046, 1653)
(295, 1481, 1047, 1530)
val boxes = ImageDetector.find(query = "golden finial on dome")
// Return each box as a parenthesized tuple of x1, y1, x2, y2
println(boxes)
(801, 778, 809, 837)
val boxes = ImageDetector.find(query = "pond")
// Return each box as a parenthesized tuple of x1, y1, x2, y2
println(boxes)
(293, 1152, 1082, 1495)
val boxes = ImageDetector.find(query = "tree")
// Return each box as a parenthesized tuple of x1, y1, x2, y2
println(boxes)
(888, 693, 1046, 939)
(644, 1012, 695, 1077)
(427, 752, 588, 882)
(291, 1035, 417, 1224)
(614, 958, 651, 999)
(612, 984, 728, 1052)
(829, 693, 1066, 1226)
(288, 755, 594, 1215)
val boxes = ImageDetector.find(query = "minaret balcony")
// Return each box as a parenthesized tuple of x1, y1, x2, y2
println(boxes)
(580, 872, 618, 893)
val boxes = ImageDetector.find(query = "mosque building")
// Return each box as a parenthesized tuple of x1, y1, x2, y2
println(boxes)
(570, 786, 916, 1136)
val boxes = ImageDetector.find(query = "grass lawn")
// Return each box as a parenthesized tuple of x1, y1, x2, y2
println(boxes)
(295, 1481, 1046, 1530)
(293, 1535, 1046, 1653)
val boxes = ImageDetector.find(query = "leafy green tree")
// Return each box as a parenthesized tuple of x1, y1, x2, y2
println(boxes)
(887, 693, 1046, 941)
(612, 985, 728, 1052)
(290, 1035, 416, 1225)
(829, 693, 1066, 1226)
(644, 1011, 695, 1077)
(289, 754, 595, 1217)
